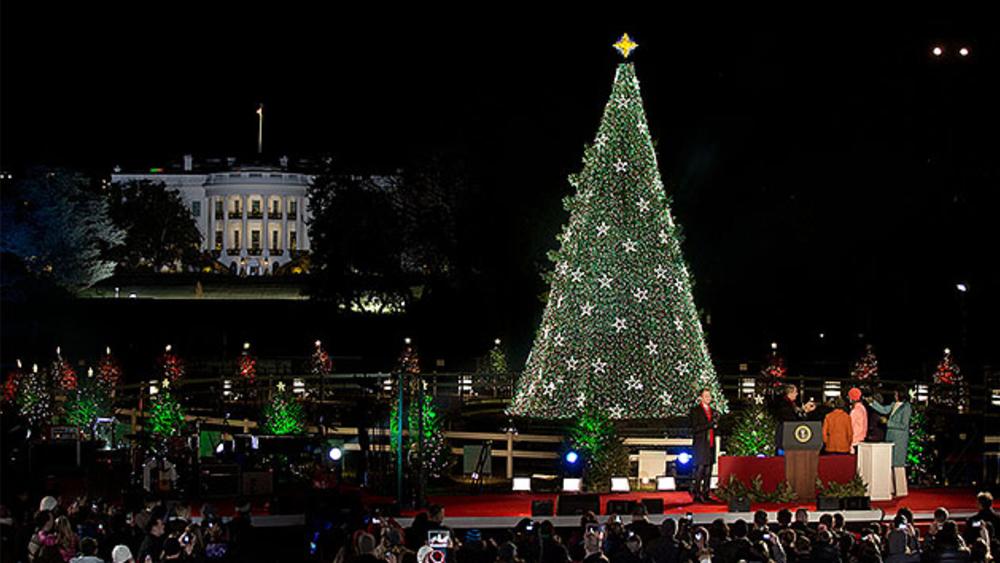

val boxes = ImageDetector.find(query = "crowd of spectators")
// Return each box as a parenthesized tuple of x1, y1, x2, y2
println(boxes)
(3, 492, 998, 563)
(1, 494, 256, 563)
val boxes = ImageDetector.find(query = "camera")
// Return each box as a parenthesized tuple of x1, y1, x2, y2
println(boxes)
(526, 522, 535, 531)
(972, 520, 982, 528)
(694, 532, 704, 541)
(685, 512, 694, 521)
(585, 524, 599, 535)
(763, 533, 771, 540)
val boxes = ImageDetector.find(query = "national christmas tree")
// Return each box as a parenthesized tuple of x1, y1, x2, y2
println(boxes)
(148, 379, 185, 437)
(261, 381, 306, 435)
(389, 340, 450, 479)
(510, 36, 727, 419)
(929, 348, 969, 411)
(728, 396, 778, 456)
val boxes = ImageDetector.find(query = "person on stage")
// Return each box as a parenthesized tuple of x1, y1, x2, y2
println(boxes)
(868, 384, 912, 497)
(848, 387, 868, 453)
(689, 388, 719, 503)
(773, 384, 816, 454)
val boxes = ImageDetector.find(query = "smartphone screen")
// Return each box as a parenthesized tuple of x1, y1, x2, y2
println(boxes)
(428, 530, 451, 549)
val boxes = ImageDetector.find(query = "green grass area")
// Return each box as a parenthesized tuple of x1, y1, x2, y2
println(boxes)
(80, 275, 309, 300)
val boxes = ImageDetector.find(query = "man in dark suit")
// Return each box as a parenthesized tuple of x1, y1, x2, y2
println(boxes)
(689, 388, 719, 503)
(773, 384, 815, 454)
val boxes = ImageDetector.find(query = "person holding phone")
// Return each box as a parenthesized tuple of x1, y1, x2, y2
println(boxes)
(689, 389, 719, 504)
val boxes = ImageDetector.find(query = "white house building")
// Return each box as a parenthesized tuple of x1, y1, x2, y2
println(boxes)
(112, 155, 314, 275)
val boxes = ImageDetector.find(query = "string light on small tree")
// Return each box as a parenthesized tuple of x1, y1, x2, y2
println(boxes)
(238, 342, 257, 384)
(262, 380, 305, 435)
(52, 346, 78, 391)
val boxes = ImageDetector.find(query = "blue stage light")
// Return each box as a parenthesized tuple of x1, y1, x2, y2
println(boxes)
(677, 452, 692, 465)
(565, 450, 580, 464)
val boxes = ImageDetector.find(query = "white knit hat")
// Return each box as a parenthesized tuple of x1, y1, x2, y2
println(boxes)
(417, 546, 435, 563)
(39, 496, 58, 512)
(111, 544, 134, 563)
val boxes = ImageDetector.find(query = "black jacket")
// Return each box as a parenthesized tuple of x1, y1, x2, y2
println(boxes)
(689, 404, 719, 466)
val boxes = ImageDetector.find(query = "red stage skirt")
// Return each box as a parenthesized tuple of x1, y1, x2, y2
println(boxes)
(718, 455, 856, 490)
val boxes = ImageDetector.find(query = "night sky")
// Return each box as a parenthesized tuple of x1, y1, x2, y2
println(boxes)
(2, 8, 997, 375)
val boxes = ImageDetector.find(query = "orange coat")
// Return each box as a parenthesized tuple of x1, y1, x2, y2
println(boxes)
(822, 408, 853, 454)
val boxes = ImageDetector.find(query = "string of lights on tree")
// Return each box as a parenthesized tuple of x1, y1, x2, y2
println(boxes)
(64, 367, 113, 434)
(568, 408, 630, 492)
(238, 342, 257, 384)
(489, 338, 508, 374)
(3, 359, 23, 406)
(16, 363, 52, 428)
(159, 344, 185, 384)
(97, 347, 122, 388)
(510, 35, 728, 420)
(850, 344, 879, 383)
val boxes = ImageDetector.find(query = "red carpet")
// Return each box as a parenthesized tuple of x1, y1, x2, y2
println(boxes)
(388, 488, 977, 518)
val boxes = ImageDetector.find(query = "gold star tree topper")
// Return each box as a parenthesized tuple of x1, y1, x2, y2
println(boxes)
(276, 381, 286, 392)
(613, 33, 639, 59)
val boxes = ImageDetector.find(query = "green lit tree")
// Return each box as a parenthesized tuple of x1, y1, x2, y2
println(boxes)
(261, 381, 306, 435)
(148, 380, 185, 437)
(907, 405, 938, 486)
(489, 338, 508, 374)
(728, 396, 778, 456)
(510, 38, 726, 420)
(389, 340, 450, 479)
(569, 408, 630, 492)
(64, 368, 113, 435)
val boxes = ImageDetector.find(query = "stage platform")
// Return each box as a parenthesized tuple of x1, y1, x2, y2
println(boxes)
(381, 488, 978, 529)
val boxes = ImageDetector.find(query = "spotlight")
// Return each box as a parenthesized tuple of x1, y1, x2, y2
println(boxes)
(562, 478, 582, 492)
(956, 283, 968, 293)
(959, 47, 969, 57)
(215, 442, 225, 454)
(677, 452, 693, 466)
(564, 450, 580, 464)
(932, 46, 943, 56)
(328, 446, 343, 461)
(512, 477, 532, 492)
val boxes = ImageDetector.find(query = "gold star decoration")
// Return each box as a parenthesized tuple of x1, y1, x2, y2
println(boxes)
(276, 381, 286, 392)
(613, 33, 639, 59)
(162, 378, 170, 389)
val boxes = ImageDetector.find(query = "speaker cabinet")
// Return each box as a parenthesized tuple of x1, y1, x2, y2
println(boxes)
(558, 494, 601, 516)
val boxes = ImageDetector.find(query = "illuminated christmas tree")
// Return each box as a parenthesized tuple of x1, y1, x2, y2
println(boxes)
(569, 407, 630, 492)
(850, 344, 879, 383)
(510, 36, 726, 419)
(52, 347, 77, 391)
(237, 342, 257, 385)
(728, 396, 778, 456)
(489, 338, 508, 374)
(65, 368, 113, 434)
(757, 343, 788, 396)
(907, 406, 939, 485)
(262, 381, 305, 435)
(311, 340, 333, 375)
(97, 347, 122, 388)
(148, 379, 185, 437)
(389, 339, 450, 479)
(17, 363, 52, 428)
(2, 359, 24, 407)
(158, 344, 185, 384)
(929, 348, 969, 411)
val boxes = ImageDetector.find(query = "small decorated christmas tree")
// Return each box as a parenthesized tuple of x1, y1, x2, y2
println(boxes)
(52, 346, 77, 391)
(237, 342, 257, 385)
(311, 340, 334, 376)
(907, 406, 939, 485)
(2, 359, 24, 407)
(158, 344, 185, 384)
(929, 348, 970, 411)
(389, 339, 451, 479)
(569, 408, 630, 493)
(261, 381, 305, 435)
(757, 343, 787, 396)
(65, 367, 113, 434)
(17, 363, 52, 428)
(148, 379, 185, 437)
(850, 344, 879, 392)
(728, 396, 778, 456)
(97, 346, 122, 388)
(489, 338, 508, 374)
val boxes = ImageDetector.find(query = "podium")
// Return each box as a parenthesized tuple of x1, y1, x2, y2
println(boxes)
(782, 421, 823, 501)
(857, 442, 894, 501)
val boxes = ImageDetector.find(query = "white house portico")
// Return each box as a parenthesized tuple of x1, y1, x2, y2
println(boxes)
(112, 157, 313, 275)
